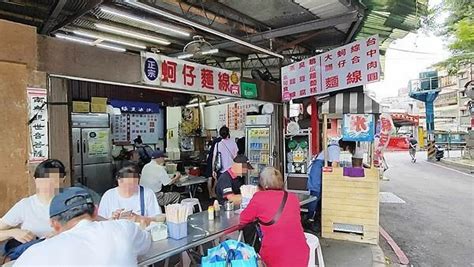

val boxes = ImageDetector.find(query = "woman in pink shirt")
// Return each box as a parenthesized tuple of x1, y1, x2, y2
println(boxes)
(212, 126, 238, 178)
(240, 167, 309, 267)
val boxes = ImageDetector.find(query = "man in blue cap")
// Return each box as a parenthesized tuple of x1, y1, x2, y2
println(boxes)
(140, 150, 182, 206)
(13, 187, 151, 266)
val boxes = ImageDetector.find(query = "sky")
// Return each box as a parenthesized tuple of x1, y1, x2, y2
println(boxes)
(366, 0, 451, 100)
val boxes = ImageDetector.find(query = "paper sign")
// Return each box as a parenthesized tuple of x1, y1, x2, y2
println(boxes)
(27, 88, 48, 163)
(281, 55, 321, 101)
(342, 114, 375, 142)
(374, 113, 394, 166)
(88, 130, 109, 157)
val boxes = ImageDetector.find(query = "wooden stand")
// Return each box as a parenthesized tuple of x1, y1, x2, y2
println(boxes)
(321, 167, 379, 244)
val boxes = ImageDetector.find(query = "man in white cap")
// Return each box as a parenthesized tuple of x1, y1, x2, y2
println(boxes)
(13, 187, 151, 266)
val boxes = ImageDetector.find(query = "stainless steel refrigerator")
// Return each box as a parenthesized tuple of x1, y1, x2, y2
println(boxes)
(72, 113, 113, 195)
(245, 115, 274, 185)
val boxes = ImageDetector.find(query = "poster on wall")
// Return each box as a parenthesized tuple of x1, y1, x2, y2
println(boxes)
(227, 102, 246, 132)
(88, 129, 109, 157)
(129, 113, 160, 144)
(112, 115, 128, 143)
(27, 88, 48, 163)
(342, 114, 375, 142)
(281, 35, 381, 101)
(153, 55, 241, 97)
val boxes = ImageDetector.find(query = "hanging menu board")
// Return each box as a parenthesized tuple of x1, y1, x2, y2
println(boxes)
(227, 102, 246, 132)
(112, 113, 161, 144)
(112, 115, 128, 143)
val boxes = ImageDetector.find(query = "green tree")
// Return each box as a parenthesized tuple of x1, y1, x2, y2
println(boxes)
(433, 0, 473, 74)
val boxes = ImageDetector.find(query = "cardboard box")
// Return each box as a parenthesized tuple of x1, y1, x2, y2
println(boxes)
(91, 97, 107, 105)
(91, 103, 107, 113)
(73, 101, 90, 113)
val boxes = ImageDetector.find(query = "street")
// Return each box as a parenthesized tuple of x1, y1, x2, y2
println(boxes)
(380, 151, 474, 267)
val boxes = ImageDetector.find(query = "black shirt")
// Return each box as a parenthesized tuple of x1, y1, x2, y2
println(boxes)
(215, 170, 244, 205)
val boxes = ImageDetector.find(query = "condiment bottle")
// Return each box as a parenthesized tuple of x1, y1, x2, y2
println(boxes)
(213, 200, 220, 217)
(208, 206, 214, 221)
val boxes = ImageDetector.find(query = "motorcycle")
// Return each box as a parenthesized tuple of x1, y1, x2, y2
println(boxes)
(435, 145, 444, 161)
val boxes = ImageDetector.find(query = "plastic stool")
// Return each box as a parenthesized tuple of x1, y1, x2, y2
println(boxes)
(180, 198, 202, 213)
(304, 233, 324, 267)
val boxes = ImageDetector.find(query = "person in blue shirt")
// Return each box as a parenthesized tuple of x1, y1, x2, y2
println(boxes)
(305, 139, 356, 230)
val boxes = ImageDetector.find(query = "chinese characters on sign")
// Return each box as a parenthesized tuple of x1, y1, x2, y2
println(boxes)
(141, 52, 160, 86)
(281, 35, 381, 101)
(141, 53, 241, 97)
(281, 55, 321, 101)
(27, 88, 48, 163)
(342, 114, 375, 142)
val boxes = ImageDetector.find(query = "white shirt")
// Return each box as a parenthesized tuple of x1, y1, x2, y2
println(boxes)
(1, 195, 52, 238)
(316, 144, 341, 162)
(13, 219, 151, 267)
(140, 161, 172, 193)
(98, 187, 162, 219)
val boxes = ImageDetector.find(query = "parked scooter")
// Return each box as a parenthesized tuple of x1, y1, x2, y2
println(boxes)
(435, 145, 444, 161)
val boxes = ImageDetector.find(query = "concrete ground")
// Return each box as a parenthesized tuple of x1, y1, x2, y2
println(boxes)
(320, 238, 385, 267)
(380, 151, 474, 267)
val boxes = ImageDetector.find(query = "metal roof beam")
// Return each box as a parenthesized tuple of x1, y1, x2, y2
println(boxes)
(51, 0, 104, 33)
(213, 11, 359, 50)
(40, 0, 68, 34)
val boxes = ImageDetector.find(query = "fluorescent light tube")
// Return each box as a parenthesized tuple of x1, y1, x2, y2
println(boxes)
(100, 6, 190, 37)
(55, 33, 126, 53)
(207, 97, 231, 104)
(125, 0, 284, 59)
(73, 30, 146, 49)
(96, 43, 127, 52)
(177, 53, 193, 59)
(55, 33, 93, 45)
(200, 48, 219, 55)
(95, 23, 171, 45)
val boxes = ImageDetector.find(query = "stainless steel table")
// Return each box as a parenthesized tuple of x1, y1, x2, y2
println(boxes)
(139, 192, 317, 265)
(175, 176, 208, 198)
(297, 193, 318, 206)
(138, 210, 241, 266)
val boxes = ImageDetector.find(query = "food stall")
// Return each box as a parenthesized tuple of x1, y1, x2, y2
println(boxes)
(320, 91, 381, 245)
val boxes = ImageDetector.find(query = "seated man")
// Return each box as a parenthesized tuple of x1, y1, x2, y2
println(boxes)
(215, 155, 253, 205)
(140, 150, 182, 206)
(98, 164, 164, 224)
(13, 187, 151, 266)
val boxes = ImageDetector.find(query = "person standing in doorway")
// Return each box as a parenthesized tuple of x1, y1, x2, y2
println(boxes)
(205, 136, 222, 199)
(212, 126, 238, 179)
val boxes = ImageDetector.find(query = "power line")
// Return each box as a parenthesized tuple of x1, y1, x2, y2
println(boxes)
(388, 47, 443, 55)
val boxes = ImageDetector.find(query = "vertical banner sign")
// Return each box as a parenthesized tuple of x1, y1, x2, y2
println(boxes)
(281, 55, 321, 101)
(142, 55, 241, 97)
(373, 113, 394, 166)
(27, 88, 48, 163)
(281, 35, 381, 101)
(141, 52, 161, 86)
(342, 114, 375, 141)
